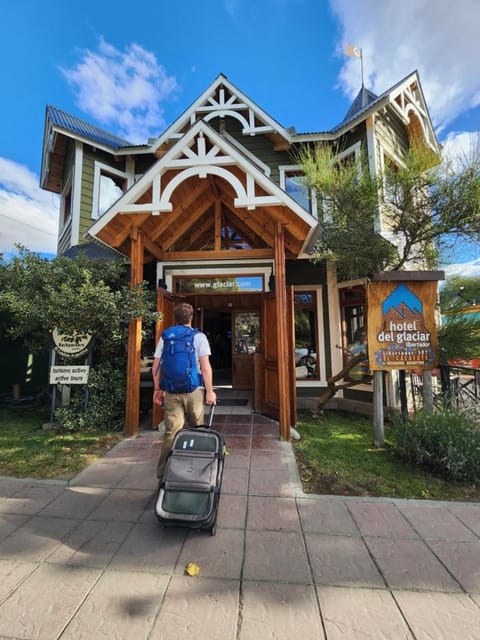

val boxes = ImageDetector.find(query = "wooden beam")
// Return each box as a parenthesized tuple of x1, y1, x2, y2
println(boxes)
(162, 201, 213, 251)
(223, 201, 274, 246)
(215, 200, 222, 251)
(187, 215, 214, 250)
(222, 204, 268, 248)
(274, 222, 290, 441)
(107, 213, 150, 248)
(158, 248, 274, 261)
(142, 235, 165, 260)
(125, 228, 144, 436)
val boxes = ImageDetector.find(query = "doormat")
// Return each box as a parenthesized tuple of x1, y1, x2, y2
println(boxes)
(217, 399, 249, 406)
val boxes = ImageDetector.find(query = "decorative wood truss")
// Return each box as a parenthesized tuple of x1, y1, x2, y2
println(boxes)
(150, 73, 294, 155)
(389, 75, 439, 152)
(88, 120, 318, 262)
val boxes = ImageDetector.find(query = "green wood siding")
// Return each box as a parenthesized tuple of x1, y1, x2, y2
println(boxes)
(286, 259, 327, 285)
(375, 109, 410, 232)
(336, 126, 365, 154)
(223, 118, 291, 184)
(79, 151, 94, 238)
(78, 148, 133, 239)
(56, 142, 75, 253)
(375, 109, 409, 164)
(58, 218, 72, 255)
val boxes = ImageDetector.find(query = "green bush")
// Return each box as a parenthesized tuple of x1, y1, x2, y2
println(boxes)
(390, 407, 480, 484)
(54, 361, 126, 432)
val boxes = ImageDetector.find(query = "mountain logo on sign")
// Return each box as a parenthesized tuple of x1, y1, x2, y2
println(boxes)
(381, 284, 423, 318)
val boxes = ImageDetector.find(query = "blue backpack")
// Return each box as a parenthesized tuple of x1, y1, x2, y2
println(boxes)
(160, 326, 202, 393)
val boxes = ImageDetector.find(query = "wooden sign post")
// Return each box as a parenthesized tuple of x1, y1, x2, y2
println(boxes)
(367, 271, 444, 447)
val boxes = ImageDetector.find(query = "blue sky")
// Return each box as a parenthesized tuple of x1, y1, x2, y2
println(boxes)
(1, 0, 479, 277)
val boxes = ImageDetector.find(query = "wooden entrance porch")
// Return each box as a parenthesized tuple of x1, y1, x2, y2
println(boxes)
(86, 120, 318, 439)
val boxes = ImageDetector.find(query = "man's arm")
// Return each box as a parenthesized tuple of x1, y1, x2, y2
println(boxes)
(152, 356, 165, 406)
(199, 354, 217, 405)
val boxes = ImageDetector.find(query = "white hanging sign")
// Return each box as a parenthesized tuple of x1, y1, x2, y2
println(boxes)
(49, 365, 90, 384)
(51, 328, 93, 359)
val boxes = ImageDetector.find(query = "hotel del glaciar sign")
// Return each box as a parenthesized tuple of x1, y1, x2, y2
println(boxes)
(367, 281, 440, 371)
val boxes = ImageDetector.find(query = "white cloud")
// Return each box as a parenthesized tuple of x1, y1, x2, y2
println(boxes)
(330, 0, 480, 132)
(440, 130, 480, 166)
(61, 38, 178, 143)
(443, 259, 480, 280)
(0, 158, 59, 256)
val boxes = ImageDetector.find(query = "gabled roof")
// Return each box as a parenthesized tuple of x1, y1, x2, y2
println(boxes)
(87, 119, 319, 260)
(149, 73, 294, 155)
(46, 106, 132, 150)
(327, 71, 440, 152)
(293, 71, 440, 155)
(41, 106, 138, 193)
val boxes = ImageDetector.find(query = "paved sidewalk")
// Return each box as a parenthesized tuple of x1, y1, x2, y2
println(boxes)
(0, 412, 479, 639)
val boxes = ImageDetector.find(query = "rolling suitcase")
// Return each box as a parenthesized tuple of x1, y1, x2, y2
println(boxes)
(154, 405, 225, 535)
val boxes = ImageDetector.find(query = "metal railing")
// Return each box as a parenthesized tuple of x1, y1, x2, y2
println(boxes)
(409, 364, 480, 413)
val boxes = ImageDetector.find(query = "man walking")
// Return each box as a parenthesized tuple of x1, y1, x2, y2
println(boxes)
(153, 303, 216, 479)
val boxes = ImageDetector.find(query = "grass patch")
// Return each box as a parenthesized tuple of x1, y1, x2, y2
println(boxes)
(293, 411, 480, 501)
(0, 405, 123, 480)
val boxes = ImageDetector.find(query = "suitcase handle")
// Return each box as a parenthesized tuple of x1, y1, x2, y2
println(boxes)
(206, 403, 215, 428)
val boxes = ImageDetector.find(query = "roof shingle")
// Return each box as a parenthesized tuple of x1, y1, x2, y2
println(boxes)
(47, 105, 132, 149)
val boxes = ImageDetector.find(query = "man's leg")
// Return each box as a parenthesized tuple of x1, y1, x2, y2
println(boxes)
(156, 393, 185, 479)
(184, 387, 205, 426)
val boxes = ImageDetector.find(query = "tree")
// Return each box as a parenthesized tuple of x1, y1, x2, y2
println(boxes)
(438, 275, 480, 366)
(0, 246, 157, 355)
(439, 275, 480, 310)
(0, 246, 158, 430)
(298, 145, 397, 280)
(298, 142, 480, 280)
(296, 140, 480, 411)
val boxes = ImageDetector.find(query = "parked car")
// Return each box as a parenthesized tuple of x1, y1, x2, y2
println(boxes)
(295, 348, 316, 377)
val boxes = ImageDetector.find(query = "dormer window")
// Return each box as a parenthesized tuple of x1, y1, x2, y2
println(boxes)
(280, 165, 317, 216)
(60, 176, 72, 229)
(92, 162, 126, 219)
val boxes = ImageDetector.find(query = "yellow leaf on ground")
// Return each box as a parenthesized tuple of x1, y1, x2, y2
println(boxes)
(185, 562, 200, 576)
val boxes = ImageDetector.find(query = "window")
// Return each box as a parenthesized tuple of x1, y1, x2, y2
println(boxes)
(294, 291, 319, 380)
(233, 311, 260, 355)
(382, 151, 404, 209)
(92, 162, 126, 219)
(280, 166, 317, 216)
(60, 177, 72, 229)
(339, 285, 369, 382)
(221, 225, 251, 250)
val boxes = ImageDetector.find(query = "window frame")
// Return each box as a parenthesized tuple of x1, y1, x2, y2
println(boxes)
(60, 173, 73, 230)
(338, 283, 370, 385)
(279, 165, 318, 217)
(293, 285, 326, 385)
(91, 161, 127, 220)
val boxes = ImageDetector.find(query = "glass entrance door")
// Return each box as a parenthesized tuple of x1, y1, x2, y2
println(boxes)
(232, 311, 260, 389)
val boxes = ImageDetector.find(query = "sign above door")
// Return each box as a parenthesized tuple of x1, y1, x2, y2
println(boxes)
(174, 275, 264, 294)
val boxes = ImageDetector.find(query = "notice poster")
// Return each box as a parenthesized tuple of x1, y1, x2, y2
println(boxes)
(367, 280, 440, 371)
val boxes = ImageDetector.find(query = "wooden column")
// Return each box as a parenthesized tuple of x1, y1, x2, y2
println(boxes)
(423, 369, 434, 412)
(274, 222, 290, 441)
(125, 227, 144, 436)
(373, 370, 385, 448)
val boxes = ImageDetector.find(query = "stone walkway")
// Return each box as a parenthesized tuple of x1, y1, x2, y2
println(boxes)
(0, 412, 479, 639)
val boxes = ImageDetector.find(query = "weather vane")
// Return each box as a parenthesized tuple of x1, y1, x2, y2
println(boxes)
(345, 44, 365, 87)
